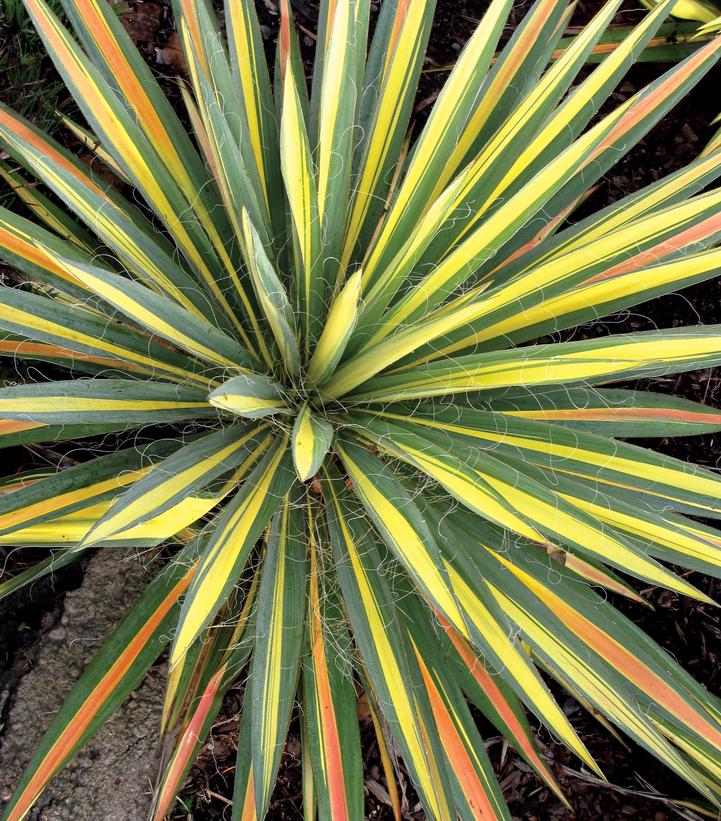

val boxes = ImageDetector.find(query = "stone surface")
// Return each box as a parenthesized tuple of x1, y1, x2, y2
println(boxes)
(0, 549, 166, 820)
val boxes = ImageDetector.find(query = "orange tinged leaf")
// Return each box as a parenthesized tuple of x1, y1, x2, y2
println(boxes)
(239, 769, 256, 821)
(585, 211, 721, 283)
(384, 0, 411, 77)
(309, 550, 351, 820)
(153, 665, 225, 820)
(414, 648, 498, 819)
(440, 616, 565, 804)
(529, 580, 721, 750)
(0, 108, 104, 195)
(279, 0, 293, 84)
(0, 419, 43, 436)
(366, 696, 401, 821)
(597, 35, 721, 154)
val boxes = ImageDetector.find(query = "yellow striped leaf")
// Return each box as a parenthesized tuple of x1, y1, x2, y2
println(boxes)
(307, 270, 363, 387)
(0, 442, 180, 540)
(315, 0, 366, 272)
(23, 0, 247, 337)
(291, 403, 334, 482)
(340, 0, 435, 269)
(51, 259, 255, 371)
(280, 63, 322, 350)
(302, 526, 363, 821)
(0, 379, 212, 426)
(0, 106, 218, 325)
(225, 0, 280, 213)
(208, 373, 291, 419)
(0, 288, 208, 387)
(349, 327, 721, 403)
(249, 495, 307, 815)
(170, 438, 293, 666)
(358, 0, 514, 291)
(323, 467, 456, 820)
(83, 425, 270, 546)
(241, 209, 300, 379)
(486, 385, 721, 438)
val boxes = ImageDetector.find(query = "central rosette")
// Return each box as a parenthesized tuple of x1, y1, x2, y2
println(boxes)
(209, 373, 334, 482)
(205, 229, 363, 483)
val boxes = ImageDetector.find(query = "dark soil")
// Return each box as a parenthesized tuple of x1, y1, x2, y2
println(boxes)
(1, 1, 720, 820)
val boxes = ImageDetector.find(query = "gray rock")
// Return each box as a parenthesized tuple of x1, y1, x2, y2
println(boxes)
(0, 549, 166, 820)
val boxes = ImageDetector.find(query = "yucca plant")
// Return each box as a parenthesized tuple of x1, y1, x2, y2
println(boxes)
(3, 0, 721, 817)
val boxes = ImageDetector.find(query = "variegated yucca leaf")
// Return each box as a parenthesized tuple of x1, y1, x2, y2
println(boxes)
(643, 0, 720, 26)
(1, 0, 721, 819)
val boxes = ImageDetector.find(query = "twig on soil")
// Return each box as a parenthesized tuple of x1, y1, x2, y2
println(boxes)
(204, 788, 232, 807)
(559, 765, 715, 821)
